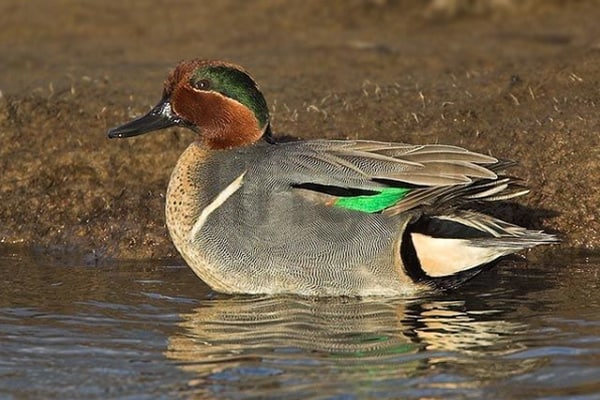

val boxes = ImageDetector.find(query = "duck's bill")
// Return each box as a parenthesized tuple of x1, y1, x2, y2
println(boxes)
(108, 97, 181, 138)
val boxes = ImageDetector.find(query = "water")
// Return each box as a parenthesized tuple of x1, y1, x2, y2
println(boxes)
(0, 251, 599, 399)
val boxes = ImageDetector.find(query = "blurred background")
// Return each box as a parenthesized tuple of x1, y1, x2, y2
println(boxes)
(1, 0, 599, 259)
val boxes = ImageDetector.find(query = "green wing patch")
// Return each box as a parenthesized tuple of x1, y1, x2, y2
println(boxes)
(334, 187, 410, 213)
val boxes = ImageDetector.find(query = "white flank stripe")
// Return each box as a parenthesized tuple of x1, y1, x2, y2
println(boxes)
(189, 171, 246, 242)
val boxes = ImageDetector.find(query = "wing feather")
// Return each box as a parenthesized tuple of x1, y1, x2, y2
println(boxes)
(254, 139, 524, 212)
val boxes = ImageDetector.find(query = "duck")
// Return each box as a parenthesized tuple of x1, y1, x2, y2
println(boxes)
(108, 59, 557, 297)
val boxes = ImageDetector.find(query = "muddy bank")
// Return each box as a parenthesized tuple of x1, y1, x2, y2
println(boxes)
(0, 1, 599, 259)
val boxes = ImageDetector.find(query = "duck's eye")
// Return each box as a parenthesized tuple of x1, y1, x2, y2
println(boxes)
(192, 79, 211, 91)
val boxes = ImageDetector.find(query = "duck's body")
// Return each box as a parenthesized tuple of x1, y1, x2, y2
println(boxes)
(109, 59, 557, 296)
(166, 141, 409, 296)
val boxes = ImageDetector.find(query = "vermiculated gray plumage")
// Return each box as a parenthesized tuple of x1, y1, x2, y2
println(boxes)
(165, 139, 557, 296)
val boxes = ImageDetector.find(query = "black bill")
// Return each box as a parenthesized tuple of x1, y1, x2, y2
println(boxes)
(107, 97, 182, 138)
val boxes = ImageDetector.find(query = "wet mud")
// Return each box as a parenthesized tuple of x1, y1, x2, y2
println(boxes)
(0, 0, 599, 259)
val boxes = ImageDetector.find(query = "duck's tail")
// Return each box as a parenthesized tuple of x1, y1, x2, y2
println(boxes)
(400, 210, 558, 290)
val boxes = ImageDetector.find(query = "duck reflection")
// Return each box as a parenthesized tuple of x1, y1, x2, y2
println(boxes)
(169, 296, 417, 359)
(166, 292, 539, 397)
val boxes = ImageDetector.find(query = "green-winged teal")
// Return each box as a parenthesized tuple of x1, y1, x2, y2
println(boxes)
(108, 59, 557, 296)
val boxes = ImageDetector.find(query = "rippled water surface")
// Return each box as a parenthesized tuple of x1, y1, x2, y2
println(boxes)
(1, 251, 599, 399)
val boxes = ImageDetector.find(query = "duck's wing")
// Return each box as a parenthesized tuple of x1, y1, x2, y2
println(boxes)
(257, 139, 528, 214)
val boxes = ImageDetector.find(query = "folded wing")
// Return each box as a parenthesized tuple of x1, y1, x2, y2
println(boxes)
(258, 139, 528, 213)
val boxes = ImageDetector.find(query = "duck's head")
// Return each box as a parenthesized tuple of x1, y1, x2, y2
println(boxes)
(108, 59, 272, 149)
